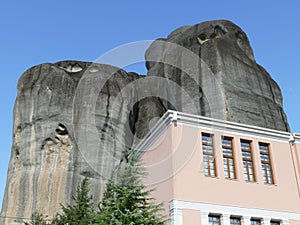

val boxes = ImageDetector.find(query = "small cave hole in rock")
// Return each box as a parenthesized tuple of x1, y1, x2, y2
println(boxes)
(199, 33, 207, 41)
(214, 25, 227, 36)
(58, 62, 83, 73)
(56, 123, 68, 135)
(15, 148, 20, 159)
(197, 33, 208, 44)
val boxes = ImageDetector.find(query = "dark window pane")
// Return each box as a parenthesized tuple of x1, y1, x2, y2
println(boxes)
(271, 221, 280, 225)
(222, 136, 235, 179)
(209, 216, 220, 225)
(241, 140, 255, 182)
(202, 133, 216, 177)
(259, 143, 274, 184)
(251, 219, 261, 225)
(230, 218, 241, 225)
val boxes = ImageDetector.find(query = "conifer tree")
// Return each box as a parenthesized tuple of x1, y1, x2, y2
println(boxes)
(24, 212, 49, 225)
(53, 177, 95, 225)
(94, 158, 167, 225)
(24, 158, 167, 225)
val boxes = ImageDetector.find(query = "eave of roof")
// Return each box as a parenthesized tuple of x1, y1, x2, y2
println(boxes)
(133, 110, 300, 157)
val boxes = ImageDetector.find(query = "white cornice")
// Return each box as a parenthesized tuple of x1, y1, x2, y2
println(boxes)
(132, 111, 173, 157)
(170, 200, 300, 220)
(133, 110, 300, 156)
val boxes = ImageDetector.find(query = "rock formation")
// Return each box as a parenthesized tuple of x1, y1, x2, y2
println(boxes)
(145, 20, 289, 131)
(1, 20, 289, 224)
(0, 61, 165, 224)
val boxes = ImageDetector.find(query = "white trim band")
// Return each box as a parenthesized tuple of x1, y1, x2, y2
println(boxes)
(169, 200, 300, 220)
(133, 110, 300, 157)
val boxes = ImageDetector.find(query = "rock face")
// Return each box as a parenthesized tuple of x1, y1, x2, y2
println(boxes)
(0, 61, 164, 224)
(1, 20, 289, 224)
(146, 20, 289, 131)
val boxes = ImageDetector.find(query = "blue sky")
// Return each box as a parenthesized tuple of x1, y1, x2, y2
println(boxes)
(1, 1, 299, 208)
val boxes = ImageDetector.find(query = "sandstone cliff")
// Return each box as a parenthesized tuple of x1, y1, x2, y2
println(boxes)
(0, 61, 165, 224)
(146, 20, 289, 131)
(1, 20, 289, 224)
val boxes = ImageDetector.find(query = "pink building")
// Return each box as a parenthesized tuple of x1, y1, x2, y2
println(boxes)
(137, 110, 300, 225)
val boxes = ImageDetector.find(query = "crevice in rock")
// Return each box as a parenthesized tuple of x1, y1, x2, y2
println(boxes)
(210, 32, 218, 39)
(19, 114, 60, 131)
(215, 25, 227, 35)
(15, 147, 20, 159)
(101, 81, 111, 141)
(129, 101, 139, 136)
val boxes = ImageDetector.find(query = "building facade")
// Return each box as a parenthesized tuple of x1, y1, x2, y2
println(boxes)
(137, 110, 300, 225)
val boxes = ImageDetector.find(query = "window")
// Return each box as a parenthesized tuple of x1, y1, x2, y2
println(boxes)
(222, 136, 236, 179)
(259, 143, 274, 184)
(202, 133, 216, 177)
(209, 215, 221, 225)
(251, 219, 261, 225)
(230, 217, 241, 225)
(241, 140, 255, 182)
(271, 221, 280, 225)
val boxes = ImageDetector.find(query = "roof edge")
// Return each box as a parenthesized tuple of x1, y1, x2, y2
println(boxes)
(133, 110, 299, 157)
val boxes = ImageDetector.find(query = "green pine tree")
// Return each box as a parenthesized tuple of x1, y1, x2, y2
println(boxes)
(24, 157, 167, 225)
(94, 158, 167, 225)
(53, 177, 95, 225)
(24, 212, 49, 225)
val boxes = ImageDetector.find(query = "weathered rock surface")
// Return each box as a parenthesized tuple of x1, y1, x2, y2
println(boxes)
(0, 61, 163, 224)
(1, 20, 290, 224)
(146, 20, 289, 131)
